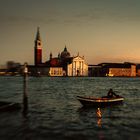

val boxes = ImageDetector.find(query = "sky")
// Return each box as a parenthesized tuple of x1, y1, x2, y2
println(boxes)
(0, 0, 140, 66)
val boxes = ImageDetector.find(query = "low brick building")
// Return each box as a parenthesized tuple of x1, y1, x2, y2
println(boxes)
(101, 63, 136, 77)
(88, 62, 136, 77)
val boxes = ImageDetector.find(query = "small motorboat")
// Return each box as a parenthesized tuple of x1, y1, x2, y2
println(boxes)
(77, 95, 124, 107)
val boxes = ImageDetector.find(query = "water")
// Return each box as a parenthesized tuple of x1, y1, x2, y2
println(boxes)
(0, 76, 140, 140)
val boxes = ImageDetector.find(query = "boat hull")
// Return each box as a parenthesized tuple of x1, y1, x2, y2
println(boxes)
(77, 96, 124, 107)
(0, 101, 21, 112)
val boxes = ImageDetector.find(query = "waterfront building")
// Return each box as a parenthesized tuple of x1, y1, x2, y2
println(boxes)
(28, 65, 50, 76)
(88, 65, 102, 77)
(28, 28, 88, 76)
(49, 67, 63, 76)
(136, 64, 140, 76)
(100, 63, 136, 77)
(67, 55, 88, 76)
(0, 61, 21, 76)
(46, 47, 88, 76)
(88, 63, 136, 77)
(0, 68, 7, 76)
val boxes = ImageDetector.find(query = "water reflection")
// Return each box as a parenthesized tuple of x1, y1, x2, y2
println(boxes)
(97, 118, 102, 128)
(78, 107, 104, 140)
(23, 63, 28, 115)
(78, 107, 103, 128)
(96, 108, 102, 128)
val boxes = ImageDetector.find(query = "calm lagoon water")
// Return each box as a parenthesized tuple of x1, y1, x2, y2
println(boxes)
(0, 76, 140, 140)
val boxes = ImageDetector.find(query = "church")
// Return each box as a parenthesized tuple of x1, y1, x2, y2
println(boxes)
(28, 27, 88, 76)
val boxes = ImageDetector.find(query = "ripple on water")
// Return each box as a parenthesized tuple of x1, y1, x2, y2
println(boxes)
(0, 77, 140, 140)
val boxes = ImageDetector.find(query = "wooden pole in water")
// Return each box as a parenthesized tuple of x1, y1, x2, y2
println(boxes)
(23, 62, 28, 113)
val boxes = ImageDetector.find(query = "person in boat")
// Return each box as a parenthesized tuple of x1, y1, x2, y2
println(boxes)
(107, 88, 118, 98)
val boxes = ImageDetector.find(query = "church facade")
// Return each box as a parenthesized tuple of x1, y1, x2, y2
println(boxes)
(67, 55, 88, 76)
(28, 27, 88, 77)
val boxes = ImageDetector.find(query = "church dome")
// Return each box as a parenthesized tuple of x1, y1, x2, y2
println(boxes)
(61, 46, 70, 59)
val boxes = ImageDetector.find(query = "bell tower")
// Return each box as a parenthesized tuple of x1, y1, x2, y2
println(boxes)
(34, 27, 42, 66)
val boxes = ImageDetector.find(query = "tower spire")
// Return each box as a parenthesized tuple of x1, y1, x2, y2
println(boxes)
(64, 45, 67, 51)
(50, 52, 52, 60)
(36, 27, 41, 41)
(34, 27, 42, 66)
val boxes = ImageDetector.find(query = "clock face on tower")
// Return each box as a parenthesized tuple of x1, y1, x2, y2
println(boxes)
(38, 42, 41, 46)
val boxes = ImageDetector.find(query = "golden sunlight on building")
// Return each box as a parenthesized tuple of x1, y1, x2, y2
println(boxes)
(89, 62, 137, 77)
(67, 55, 88, 76)
(107, 64, 136, 77)
(49, 67, 63, 76)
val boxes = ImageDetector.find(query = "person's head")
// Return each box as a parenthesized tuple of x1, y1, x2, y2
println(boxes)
(109, 88, 113, 92)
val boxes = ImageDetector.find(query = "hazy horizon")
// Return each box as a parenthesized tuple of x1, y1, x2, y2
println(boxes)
(0, 0, 140, 65)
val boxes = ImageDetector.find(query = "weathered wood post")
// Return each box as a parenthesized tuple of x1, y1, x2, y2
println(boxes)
(23, 62, 28, 113)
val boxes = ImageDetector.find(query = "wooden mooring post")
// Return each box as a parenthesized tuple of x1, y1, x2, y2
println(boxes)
(23, 62, 28, 113)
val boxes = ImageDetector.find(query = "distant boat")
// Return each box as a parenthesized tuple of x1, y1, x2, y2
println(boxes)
(77, 95, 124, 107)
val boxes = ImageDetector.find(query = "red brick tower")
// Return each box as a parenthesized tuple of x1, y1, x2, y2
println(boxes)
(34, 27, 42, 66)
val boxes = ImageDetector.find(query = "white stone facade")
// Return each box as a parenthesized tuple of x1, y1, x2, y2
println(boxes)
(67, 55, 88, 76)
